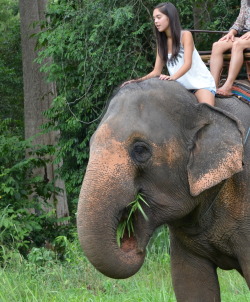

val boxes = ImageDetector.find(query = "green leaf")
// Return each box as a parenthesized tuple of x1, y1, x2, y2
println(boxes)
(116, 193, 149, 247)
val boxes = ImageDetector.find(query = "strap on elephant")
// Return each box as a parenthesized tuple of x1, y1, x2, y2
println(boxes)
(244, 127, 250, 145)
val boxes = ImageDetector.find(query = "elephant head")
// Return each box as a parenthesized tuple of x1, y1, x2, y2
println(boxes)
(77, 79, 244, 279)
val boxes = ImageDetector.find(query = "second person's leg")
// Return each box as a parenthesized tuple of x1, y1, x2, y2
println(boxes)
(217, 38, 250, 96)
(210, 40, 234, 88)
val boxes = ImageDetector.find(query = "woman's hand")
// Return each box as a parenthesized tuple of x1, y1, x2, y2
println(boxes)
(159, 74, 175, 80)
(219, 30, 237, 42)
(240, 31, 250, 40)
(120, 79, 137, 88)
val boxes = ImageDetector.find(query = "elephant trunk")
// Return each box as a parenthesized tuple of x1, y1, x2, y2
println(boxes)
(77, 135, 146, 279)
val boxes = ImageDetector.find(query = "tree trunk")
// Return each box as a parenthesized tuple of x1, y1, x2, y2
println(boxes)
(19, 0, 69, 219)
(192, 0, 212, 45)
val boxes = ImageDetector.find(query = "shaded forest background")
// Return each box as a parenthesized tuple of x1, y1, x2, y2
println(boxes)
(0, 0, 239, 256)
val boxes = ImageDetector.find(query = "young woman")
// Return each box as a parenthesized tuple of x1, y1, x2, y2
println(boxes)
(122, 2, 216, 106)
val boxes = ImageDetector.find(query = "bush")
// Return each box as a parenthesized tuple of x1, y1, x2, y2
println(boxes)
(0, 119, 70, 257)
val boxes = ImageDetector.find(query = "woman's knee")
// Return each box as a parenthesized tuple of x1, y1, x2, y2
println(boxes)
(212, 41, 227, 54)
(231, 40, 246, 52)
(212, 41, 221, 52)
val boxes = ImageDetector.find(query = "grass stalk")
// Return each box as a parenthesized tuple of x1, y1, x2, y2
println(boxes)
(116, 193, 149, 247)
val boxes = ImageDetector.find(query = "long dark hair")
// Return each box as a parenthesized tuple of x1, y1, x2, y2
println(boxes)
(248, 0, 250, 6)
(154, 2, 182, 64)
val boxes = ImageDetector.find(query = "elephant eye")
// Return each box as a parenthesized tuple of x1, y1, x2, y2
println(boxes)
(130, 142, 152, 164)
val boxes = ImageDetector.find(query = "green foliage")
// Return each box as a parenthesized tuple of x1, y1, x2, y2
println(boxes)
(147, 225, 170, 257)
(176, 0, 239, 30)
(36, 0, 156, 206)
(0, 206, 41, 252)
(0, 0, 23, 133)
(179, 0, 239, 50)
(0, 119, 57, 208)
(116, 193, 149, 247)
(53, 232, 84, 263)
(0, 119, 70, 255)
(27, 247, 56, 267)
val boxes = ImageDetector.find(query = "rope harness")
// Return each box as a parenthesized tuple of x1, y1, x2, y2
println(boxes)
(244, 127, 250, 145)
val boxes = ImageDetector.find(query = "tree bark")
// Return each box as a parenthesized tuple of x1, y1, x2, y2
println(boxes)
(19, 0, 69, 219)
(192, 0, 212, 45)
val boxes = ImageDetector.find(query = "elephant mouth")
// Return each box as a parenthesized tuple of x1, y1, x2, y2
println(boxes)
(120, 230, 138, 253)
(116, 193, 150, 254)
(117, 211, 138, 253)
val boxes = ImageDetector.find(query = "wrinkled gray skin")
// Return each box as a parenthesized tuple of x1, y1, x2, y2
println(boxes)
(77, 78, 250, 302)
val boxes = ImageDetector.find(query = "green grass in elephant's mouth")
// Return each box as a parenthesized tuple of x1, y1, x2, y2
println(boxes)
(116, 193, 149, 249)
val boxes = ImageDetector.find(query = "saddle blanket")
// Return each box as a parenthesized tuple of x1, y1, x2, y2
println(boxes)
(232, 81, 250, 104)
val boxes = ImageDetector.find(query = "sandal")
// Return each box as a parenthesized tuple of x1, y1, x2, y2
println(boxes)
(215, 93, 234, 98)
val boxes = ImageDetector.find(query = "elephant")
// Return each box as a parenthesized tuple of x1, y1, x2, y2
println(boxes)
(77, 78, 250, 302)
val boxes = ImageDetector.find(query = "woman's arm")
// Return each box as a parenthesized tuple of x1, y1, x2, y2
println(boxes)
(121, 51, 164, 87)
(230, 0, 246, 34)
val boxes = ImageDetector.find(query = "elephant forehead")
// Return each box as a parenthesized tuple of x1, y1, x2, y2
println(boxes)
(92, 123, 119, 148)
(89, 123, 132, 172)
(153, 138, 183, 167)
(93, 123, 184, 166)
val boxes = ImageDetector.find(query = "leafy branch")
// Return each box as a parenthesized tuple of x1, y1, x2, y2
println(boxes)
(116, 193, 149, 247)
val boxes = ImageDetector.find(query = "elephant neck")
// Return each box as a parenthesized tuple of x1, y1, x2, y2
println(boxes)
(173, 181, 227, 234)
(199, 180, 227, 222)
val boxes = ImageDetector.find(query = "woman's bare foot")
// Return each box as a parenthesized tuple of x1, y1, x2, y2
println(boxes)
(216, 85, 233, 97)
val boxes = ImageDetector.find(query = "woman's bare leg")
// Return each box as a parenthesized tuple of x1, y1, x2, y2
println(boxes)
(195, 89, 215, 106)
(217, 38, 250, 96)
(210, 40, 234, 87)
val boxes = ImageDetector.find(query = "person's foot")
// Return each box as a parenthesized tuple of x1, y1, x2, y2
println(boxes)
(216, 86, 233, 97)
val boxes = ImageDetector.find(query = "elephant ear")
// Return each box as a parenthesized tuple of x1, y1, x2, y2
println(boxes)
(186, 104, 244, 197)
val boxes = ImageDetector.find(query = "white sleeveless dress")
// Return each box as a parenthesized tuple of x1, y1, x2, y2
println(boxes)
(167, 35, 216, 92)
